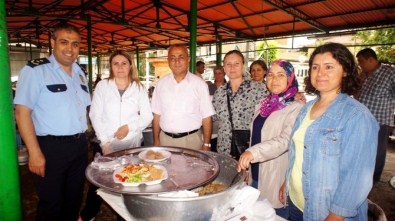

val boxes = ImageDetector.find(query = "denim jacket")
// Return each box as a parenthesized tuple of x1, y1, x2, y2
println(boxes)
(286, 93, 379, 221)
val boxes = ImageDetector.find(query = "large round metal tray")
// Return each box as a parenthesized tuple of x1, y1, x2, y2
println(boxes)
(86, 146, 220, 195)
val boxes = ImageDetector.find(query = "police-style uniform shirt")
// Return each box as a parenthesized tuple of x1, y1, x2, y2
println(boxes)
(14, 55, 91, 136)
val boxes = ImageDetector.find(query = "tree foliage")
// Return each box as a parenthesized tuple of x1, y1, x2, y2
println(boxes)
(137, 52, 155, 80)
(256, 41, 278, 64)
(356, 28, 395, 63)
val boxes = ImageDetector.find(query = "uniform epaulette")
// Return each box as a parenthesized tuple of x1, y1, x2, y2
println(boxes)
(27, 58, 50, 68)
(76, 62, 88, 76)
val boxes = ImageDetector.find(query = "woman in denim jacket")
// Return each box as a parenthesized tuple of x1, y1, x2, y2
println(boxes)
(280, 43, 379, 221)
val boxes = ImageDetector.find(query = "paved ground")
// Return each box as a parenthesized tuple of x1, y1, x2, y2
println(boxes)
(20, 140, 395, 220)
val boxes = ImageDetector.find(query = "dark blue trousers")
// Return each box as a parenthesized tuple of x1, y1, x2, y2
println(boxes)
(34, 134, 88, 221)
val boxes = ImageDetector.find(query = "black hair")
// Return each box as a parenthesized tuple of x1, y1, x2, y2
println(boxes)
(196, 61, 205, 66)
(249, 60, 268, 73)
(356, 48, 378, 60)
(52, 23, 80, 39)
(304, 42, 361, 96)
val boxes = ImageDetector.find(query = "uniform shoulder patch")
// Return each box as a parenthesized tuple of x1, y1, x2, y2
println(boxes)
(27, 58, 50, 68)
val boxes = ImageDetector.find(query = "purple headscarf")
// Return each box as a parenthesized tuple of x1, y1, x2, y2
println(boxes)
(260, 59, 299, 117)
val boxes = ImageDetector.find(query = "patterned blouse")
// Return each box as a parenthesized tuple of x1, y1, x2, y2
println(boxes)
(212, 80, 269, 156)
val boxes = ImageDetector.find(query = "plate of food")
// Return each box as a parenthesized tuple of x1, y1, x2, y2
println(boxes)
(138, 149, 171, 163)
(113, 163, 168, 187)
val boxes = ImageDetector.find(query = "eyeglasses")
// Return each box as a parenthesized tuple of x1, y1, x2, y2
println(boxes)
(168, 55, 187, 63)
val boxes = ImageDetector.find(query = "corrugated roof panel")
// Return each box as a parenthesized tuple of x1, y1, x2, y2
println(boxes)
(238, 0, 274, 13)
(245, 14, 275, 27)
(5, 0, 395, 52)
(263, 11, 294, 24)
(221, 18, 250, 30)
(343, 11, 389, 23)
(208, 4, 240, 19)
(297, 2, 334, 17)
(317, 17, 348, 27)
(199, 8, 231, 21)
(324, 0, 376, 13)
(266, 23, 295, 34)
(234, 0, 271, 15)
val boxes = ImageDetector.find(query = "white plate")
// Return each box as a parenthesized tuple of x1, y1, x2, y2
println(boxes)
(138, 149, 172, 163)
(113, 164, 168, 187)
(390, 176, 395, 189)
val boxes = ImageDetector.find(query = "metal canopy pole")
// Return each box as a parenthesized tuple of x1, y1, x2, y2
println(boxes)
(29, 41, 32, 60)
(48, 31, 52, 55)
(216, 35, 222, 66)
(97, 52, 101, 76)
(0, 1, 23, 220)
(189, 0, 197, 74)
(87, 15, 93, 92)
(136, 46, 140, 77)
(145, 51, 150, 89)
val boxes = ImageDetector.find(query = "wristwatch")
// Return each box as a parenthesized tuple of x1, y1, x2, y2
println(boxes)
(203, 143, 211, 147)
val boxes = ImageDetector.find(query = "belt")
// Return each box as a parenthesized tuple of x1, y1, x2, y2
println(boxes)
(37, 133, 85, 141)
(163, 129, 199, 139)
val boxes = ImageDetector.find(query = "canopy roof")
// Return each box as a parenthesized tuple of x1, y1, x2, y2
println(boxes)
(6, 0, 395, 54)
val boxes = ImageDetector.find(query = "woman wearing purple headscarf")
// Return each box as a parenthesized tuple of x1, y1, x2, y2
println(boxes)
(238, 60, 304, 219)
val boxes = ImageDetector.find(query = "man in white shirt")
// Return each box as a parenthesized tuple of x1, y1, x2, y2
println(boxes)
(151, 45, 215, 150)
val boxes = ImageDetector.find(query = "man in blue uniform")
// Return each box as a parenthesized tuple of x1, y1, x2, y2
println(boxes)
(14, 23, 91, 221)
